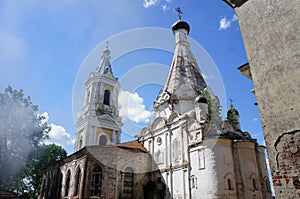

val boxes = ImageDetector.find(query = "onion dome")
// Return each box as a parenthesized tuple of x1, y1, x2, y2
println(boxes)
(227, 107, 239, 116)
(172, 20, 190, 35)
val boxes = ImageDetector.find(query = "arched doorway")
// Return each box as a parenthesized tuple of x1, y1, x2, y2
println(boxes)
(144, 179, 165, 199)
(144, 181, 155, 199)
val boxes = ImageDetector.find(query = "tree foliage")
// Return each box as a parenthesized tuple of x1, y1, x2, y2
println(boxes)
(200, 90, 221, 123)
(0, 86, 50, 192)
(226, 104, 240, 129)
(24, 144, 67, 198)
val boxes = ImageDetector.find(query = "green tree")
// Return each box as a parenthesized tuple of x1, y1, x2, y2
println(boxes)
(0, 86, 50, 193)
(226, 103, 240, 129)
(200, 90, 221, 123)
(199, 90, 213, 121)
(24, 144, 67, 198)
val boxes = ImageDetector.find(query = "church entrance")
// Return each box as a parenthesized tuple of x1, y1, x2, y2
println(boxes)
(144, 179, 165, 199)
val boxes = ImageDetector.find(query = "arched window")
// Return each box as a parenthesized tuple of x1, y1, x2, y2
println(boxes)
(250, 174, 258, 190)
(99, 134, 109, 146)
(74, 168, 82, 196)
(65, 170, 71, 197)
(191, 175, 197, 189)
(90, 166, 102, 197)
(144, 181, 155, 199)
(225, 173, 234, 190)
(123, 167, 134, 199)
(103, 90, 110, 105)
(227, 178, 233, 190)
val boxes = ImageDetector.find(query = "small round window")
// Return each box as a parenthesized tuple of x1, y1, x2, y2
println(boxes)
(157, 137, 162, 145)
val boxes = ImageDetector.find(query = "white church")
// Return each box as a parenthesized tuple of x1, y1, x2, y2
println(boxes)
(40, 15, 272, 199)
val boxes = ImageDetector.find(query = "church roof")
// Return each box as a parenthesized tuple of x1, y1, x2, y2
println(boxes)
(96, 46, 116, 79)
(163, 47, 207, 93)
(154, 20, 207, 107)
(115, 140, 148, 153)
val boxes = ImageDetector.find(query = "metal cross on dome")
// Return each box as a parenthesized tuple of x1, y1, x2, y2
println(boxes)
(229, 97, 234, 105)
(175, 7, 183, 20)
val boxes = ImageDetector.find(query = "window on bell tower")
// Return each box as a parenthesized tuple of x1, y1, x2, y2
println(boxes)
(103, 90, 110, 105)
(99, 134, 109, 146)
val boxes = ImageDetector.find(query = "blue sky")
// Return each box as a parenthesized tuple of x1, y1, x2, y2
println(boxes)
(0, 0, 263, 154)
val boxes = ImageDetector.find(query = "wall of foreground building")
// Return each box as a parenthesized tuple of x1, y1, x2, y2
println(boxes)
(224, 0, 300, 198)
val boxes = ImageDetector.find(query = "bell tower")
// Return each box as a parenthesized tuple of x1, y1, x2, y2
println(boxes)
(75, 45, 122, 152)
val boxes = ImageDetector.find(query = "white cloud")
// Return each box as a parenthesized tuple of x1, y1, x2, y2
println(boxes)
(40, 112, 75, 147)
(46, 124, 75, 146)
(143, 0, 171, 9)
(162, 5, 169, 12)
(252, 117, 258, 122)
(143, 0, 160, 8)
(118, 91, 153, 123)
(219, 17, 231, 30)
(218, 14, 238, 31)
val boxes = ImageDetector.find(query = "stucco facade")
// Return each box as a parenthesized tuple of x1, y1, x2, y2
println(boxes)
(224, 0, 300, 198)
(138, 18, 272, 199)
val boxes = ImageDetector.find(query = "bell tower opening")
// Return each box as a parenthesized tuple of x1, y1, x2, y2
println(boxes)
(103, 89, 110, 105)
(99, 134, 109, 146)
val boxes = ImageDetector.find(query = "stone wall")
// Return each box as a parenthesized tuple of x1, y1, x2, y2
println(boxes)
(224, 0, 300, 197)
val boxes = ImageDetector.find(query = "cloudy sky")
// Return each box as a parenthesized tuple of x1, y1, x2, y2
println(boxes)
(0, 0, 262, 154)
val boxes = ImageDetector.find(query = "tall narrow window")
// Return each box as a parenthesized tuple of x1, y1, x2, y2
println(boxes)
(252, 178, 257, 190)
(198, 148, 205, 169)
(103, 90, 110, 105)
(173, 139, 180, 161)
(90, 166, 102, 197)
(78, 137, 83, 149)
(191, 175, 197, 189)
(65, 170, 71, 197)
(85, 90, 90, 105)
(123, 167, 134, 199)
(74, 168, 82, 196)
(227, 179, 232, 190)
